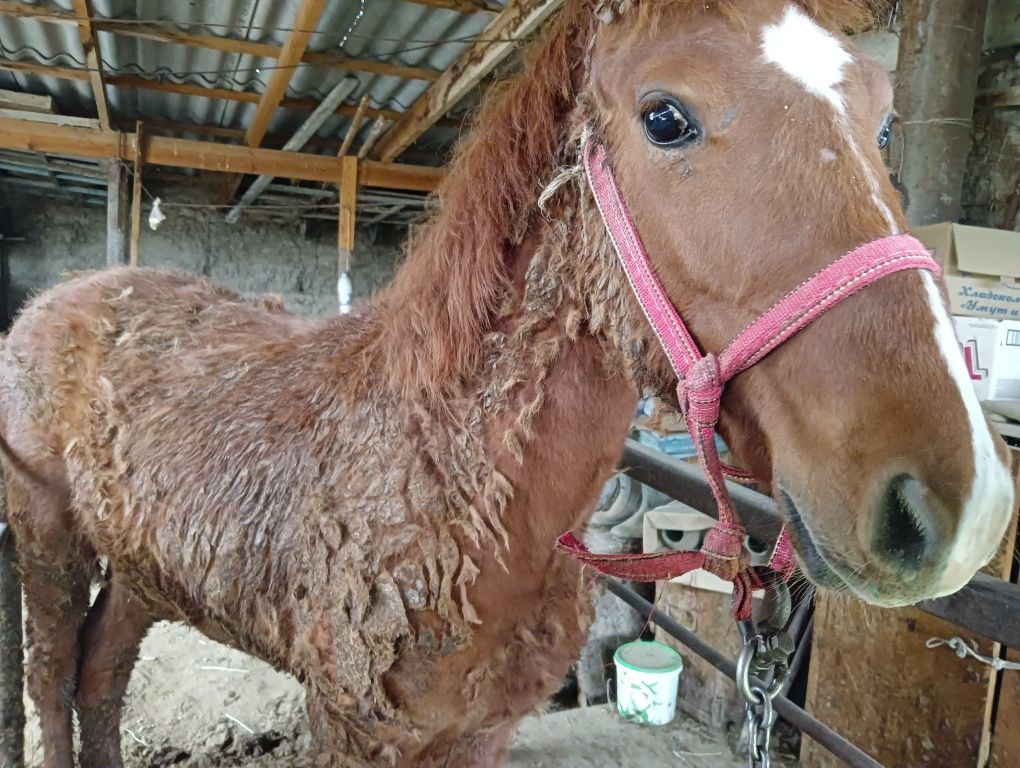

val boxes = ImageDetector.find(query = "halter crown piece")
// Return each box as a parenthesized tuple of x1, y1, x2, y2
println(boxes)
(556, 139, 942, 620)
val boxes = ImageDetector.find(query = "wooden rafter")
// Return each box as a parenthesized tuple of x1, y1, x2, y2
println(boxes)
(404, 0, 503, 13)
(0, 1, 441, 82)
(102, 75, 411, 123)
(245, 0, 327, 149)
(0, 61, 460, 137)
(220, 0, 328, 202)
(70, 0, 111, 130)
(372, 0, 563, 162)
(0, 58, 89, 80)
(0, 117, 442, 191)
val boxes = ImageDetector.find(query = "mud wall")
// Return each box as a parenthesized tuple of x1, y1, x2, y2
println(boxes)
(0, 193, 404, 320)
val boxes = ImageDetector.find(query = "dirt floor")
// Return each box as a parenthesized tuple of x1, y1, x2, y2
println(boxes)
(22, 621, 797, 767)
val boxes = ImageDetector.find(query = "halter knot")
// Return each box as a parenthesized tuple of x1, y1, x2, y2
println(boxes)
(699, 520, 747, 580)
(678, 353, 723, 428)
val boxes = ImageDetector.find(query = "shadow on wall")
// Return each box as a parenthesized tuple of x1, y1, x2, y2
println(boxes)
(0, 194, 408, 322)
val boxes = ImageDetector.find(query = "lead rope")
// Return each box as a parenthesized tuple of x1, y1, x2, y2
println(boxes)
(554, 136, 941, 768)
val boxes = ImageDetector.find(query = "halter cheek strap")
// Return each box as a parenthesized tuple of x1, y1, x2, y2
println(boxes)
(556, 139, 941, 620)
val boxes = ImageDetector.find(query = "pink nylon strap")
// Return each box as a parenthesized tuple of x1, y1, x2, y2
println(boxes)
(556, 139, 941, 619)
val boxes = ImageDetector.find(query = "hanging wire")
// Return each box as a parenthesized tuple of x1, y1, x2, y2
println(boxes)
(338, 0, 370, 50)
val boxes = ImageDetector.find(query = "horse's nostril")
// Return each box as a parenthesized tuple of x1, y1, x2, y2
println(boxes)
(872, 474, 939, 568)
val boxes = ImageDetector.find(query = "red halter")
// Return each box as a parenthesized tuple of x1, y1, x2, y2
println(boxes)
(556, 139, 941, 620)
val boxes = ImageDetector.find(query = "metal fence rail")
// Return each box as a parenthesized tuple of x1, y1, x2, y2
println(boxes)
(605, 579, 885, 768)
(619, 438, 1020, 649)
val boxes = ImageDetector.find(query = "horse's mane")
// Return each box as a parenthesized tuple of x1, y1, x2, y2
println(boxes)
(377, 0, 882, 401)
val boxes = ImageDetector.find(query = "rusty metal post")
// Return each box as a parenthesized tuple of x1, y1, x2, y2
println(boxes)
(0, 492, 24, 767)
(894, 0, 990, 226)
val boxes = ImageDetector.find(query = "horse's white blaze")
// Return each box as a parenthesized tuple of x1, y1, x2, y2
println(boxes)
(921, 273, 1014, 596)
(761, 5, 852, 114)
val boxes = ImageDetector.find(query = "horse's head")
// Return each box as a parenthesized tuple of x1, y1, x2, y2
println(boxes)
(584, 0, 1014, 605)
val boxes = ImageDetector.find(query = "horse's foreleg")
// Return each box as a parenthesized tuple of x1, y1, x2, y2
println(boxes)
(75, 574, 153, 768)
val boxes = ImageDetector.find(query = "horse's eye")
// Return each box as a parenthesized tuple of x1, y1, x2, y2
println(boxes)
(878, 114, 896, 150)
(642, 99, 701, 148)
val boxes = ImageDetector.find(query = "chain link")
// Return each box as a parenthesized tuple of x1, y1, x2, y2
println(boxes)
(736, 582, 796, 768)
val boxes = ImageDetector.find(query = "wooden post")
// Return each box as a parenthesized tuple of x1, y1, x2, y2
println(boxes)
(105, 158, 128, 266)
(894, 0, 990, 226)
(338, 155, 358, 267)
(129, 121, 144, 267)
(0, 495, 24, 767)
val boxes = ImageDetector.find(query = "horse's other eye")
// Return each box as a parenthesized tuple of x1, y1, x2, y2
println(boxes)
(641, 99, 701, 148)
(878, 114, 896, 150)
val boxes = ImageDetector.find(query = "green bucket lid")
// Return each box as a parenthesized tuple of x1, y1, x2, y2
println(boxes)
(614, 641, 683, 674)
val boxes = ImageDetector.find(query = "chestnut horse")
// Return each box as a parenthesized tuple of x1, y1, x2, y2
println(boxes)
(0, 1, 1013, 766)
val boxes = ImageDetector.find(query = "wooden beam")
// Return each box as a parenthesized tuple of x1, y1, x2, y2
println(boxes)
(373, 0, 563, 161)
(0, 2, 440, 82)
(71, 0, 111, 130)
(244, 0, 327, 149)
(0, 117, 442, 191)
(129, 121, 144, 267)
(403, 0, 502, 13)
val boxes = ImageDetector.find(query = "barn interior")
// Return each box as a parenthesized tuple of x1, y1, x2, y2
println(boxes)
(0, 1, 1019, 767)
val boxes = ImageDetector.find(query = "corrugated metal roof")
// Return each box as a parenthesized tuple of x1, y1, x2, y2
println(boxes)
(0, 0, 512, 222)
(0, 0, 498, 147)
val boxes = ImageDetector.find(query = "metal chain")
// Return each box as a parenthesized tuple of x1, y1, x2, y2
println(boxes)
(736, 581, 795, 768)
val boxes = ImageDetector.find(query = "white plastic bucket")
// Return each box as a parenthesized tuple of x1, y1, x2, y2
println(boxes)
(614, 641, 683, 726)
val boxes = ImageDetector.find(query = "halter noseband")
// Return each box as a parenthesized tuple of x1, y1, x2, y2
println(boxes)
(556, 139, 941, 620)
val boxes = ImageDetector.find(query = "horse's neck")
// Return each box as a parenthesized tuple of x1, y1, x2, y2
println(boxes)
(444, 222, 639, 556)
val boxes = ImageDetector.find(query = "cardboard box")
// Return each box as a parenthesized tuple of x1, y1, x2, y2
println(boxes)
(914, 223, 1020, 320)
(954, 316, 1020, 419)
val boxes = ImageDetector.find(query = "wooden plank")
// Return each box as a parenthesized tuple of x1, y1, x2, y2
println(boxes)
(0, 108, 99, 129)
(71, 0, 111, 130)
(0, 87, 52, 112)
(373, 0, 563, 161)
(129, 122, 143, 267)
(990, 649, 1020, 766)
(0, 117, 442, 191)
(802, 455, 1020, 768)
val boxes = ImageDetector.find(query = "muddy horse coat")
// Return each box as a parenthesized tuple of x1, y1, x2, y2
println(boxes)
(0, 1, 1012, 766)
